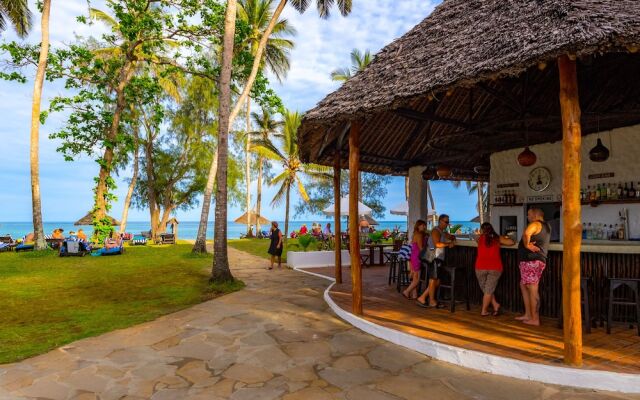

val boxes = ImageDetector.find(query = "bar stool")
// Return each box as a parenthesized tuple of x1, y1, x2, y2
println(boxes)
(396, 258, 411, 292)
(435, 260, 470, 313)
(557, 276, 592, 334)
(606, 278, 640, 336)
(387, 251, 399, 285)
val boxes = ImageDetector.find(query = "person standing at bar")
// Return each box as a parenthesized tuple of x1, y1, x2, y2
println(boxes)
(416, 214, 456, 308)
(517, 208, 551, 326)
(402, 219, 427, 300)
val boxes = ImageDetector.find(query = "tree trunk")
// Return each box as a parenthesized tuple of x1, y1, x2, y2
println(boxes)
(94, 63, 133, 222)
(119, 126, 139, 234)
(558, 55, 583, 366)
(284, 183, 291, 244)
(29, 0, 51, 251)
(334, 152, 342, 284)
(256, 156, 263, 235)
(192, 152, 218, 253)
(144, 135, 159, 239)
(477, 182, 484, 225)
(245, 98, 252, 236)
(228, 0, 287, 125)
(211, 0, 237, 283)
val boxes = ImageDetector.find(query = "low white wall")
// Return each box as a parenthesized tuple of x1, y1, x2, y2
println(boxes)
(287, 250, 351, 269)
(287, 247, 390, 268)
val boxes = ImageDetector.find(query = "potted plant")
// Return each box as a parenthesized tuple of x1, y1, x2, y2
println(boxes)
(368, 231, 384, 244)
(297, 234, 316, 252)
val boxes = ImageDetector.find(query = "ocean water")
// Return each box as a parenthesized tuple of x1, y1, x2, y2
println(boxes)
(0, 220, 479, 240)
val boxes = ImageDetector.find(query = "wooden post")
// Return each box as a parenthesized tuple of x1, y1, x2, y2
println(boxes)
(558, 55, 583, 366)
(334, 149, 342, 284)
(349, 121, 363, 315)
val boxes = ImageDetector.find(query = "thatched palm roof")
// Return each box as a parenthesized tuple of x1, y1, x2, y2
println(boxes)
(299, 0, 640, 178)
(74, 213, 119, 226)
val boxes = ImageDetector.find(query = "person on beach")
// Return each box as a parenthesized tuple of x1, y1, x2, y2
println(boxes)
(417, 214, 456, 308)
(402, 219, 427, 300)
(473, 222, 515, 316)
(52, 228, 64, 239)
(267, 221, 283, 270)
(517, 208, 551, 326)
(323, 223, 332, 239)
(299, 224, 308, 235)
(77, 229, 87, 242)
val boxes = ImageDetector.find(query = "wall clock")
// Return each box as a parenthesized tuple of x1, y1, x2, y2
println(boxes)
(528, 167, 551, 192)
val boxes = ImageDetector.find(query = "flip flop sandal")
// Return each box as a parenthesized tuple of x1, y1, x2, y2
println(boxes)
(416, 301, 433, 308)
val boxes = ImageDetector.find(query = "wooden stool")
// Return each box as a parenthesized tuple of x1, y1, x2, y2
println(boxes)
(606, 278, 640, 336)
(558, 276, 592, 333)
(435, 262, 470, 313)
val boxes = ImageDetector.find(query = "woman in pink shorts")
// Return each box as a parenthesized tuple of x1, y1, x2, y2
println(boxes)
(402, 219, 427, 300)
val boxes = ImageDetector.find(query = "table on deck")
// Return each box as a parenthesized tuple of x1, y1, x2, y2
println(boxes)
(364, 243, 394, 266)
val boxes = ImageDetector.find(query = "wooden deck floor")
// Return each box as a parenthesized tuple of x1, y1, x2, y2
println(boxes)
(301, 265, 640, 374)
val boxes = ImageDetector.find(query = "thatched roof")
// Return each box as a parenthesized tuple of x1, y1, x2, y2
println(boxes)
(299, 0, 640, 178)
(233, 210, 270, 225)
(74, 213, 119, 226)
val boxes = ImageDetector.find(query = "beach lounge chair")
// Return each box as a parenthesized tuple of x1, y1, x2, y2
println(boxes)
(0, 235, 15, 252)
(45, 235, 64, 250)
(15, 243, 34, 252)
(59, 239, 90, 257)
(131, 235, 147, 246)
(157, 233, 175, 245)
(91, 238, 124, 256)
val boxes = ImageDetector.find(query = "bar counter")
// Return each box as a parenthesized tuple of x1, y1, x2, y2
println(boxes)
(448, 239, 640, 318)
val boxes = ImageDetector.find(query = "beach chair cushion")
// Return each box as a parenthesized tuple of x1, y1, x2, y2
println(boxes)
(15, 243, 34, 252)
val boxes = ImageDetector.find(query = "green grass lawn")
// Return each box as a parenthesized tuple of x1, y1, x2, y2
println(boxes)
(0, 243, 243, 364)
(228, 238, 293, 262)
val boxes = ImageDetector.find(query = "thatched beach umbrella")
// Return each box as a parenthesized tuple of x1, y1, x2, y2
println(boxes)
(74, 212, 119, 226)
(297, 0, 640, 364)
(233, 210, 270, 226)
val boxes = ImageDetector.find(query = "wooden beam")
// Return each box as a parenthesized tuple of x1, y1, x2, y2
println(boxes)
(558, 55, 583, 367)
(349, 121, 363, 315)
(395, 108, 470, 130)
(316, 128, 332, 160)
(333, 149, 342, 285)
(318, 123, 351, 161)
(476, 82, 522, 115)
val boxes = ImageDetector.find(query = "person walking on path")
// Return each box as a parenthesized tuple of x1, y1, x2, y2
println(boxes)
(402, 219, 428, 300)
(516, 208, 551, 326)
(473, 222, 515, 316)
(267, 221, 283, 270)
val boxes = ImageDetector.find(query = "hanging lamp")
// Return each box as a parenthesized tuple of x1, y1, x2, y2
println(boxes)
(517, 124, 537, 167)
(589, 116, 609, 162)
(436, 165, 452, 178)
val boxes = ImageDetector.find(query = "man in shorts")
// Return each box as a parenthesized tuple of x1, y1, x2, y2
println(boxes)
(517, 208, 551, 326)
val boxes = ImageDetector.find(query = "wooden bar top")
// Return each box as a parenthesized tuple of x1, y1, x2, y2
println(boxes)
(453, 237, 640, 254)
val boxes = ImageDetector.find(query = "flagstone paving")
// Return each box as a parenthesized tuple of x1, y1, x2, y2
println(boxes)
(1, 248, 639, 400)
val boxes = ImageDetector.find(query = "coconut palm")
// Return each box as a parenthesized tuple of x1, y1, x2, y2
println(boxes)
(237, 0, 295, 236)
(331, 48, 371, 82)
(252, 110, 331, 240)
(0, 0, 32, 38)
(453, 181, 488, 224)
(249, 106, 283, 234)
(212, 0, 238, 282)
(28, 0, 50, 250)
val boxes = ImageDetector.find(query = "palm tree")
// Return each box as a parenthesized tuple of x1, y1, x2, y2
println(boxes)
(453, 181, 488, 224)
(0, 0, 32, 38)
(29, 0, 49, 251)
(118, 124, 139, 234)
(252, 110, 331, 240)
(249, 107, 283, 234)
(237, 0, 295, 236)
(331, 48, 371, 82)
(211, 0, 238, 283)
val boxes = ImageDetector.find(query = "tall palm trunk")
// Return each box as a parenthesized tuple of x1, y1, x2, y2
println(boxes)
(256, 156, 263, 235)
(477, 182, 484, 224)
(211, 0, 237, 283)
(284, 183, 291, 244)
(144, 133, 159, 239)
(29, 0, 51, 251)
(245, 99, 251, 236)
(192, 152, 218, 253)
(229, 0, 287, 124)
(119, 128, 139, 234)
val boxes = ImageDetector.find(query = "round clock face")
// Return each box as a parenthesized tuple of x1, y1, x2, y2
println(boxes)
(528, 167, 551, 192)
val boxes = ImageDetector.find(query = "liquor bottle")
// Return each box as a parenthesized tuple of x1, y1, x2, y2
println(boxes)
(606, 183, 612, 200)
(636, 182, 640, 198)
(617, 182, 623, 198)
(630, 182, 636, 199)
(586, 223, 592, 240)
(602, 184, 608, 200)
(609, 224, 615, 240)
(624, 182, 629, 199)
(596, 184, 602, 200)
(582, 223, 587, 239)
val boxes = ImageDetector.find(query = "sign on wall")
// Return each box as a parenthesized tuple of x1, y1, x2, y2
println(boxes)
(527, 194, 555, 203)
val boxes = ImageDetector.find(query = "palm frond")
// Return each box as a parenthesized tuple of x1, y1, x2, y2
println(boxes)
(89, 8, 118, 29)
(330, 67, 351, 82)
(250, 138, 285, 161)
(296, 176, 310, 202)
(0, 0, 32, 38)
(270, 180, 289, 207)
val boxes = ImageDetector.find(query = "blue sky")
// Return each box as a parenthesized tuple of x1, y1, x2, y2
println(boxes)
(0, 0, 478, 223)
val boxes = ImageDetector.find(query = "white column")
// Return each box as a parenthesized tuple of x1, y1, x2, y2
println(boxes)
(408, 166, 428, 234)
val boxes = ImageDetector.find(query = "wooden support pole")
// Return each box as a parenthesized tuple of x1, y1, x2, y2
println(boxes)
(558, 55, 583, 366)
(349, 121, 363, 315)
(334, 150, 342, 285)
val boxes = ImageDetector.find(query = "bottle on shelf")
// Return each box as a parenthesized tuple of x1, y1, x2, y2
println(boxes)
(617, 182, 623, 199)
(623, 182, 629, 199)
(629, 182, 636, 199)
(606, 183, 612, 200)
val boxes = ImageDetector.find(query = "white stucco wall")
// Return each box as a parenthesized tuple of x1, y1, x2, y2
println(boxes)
(408, 166, 428, 234)
(490, 124, 640, 239)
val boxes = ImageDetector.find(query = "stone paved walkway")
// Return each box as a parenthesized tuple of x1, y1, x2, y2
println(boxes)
(1, 248, 638, 400)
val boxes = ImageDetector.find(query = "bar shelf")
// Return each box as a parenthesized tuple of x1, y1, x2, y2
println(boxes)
(581, 198, 640, 207)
